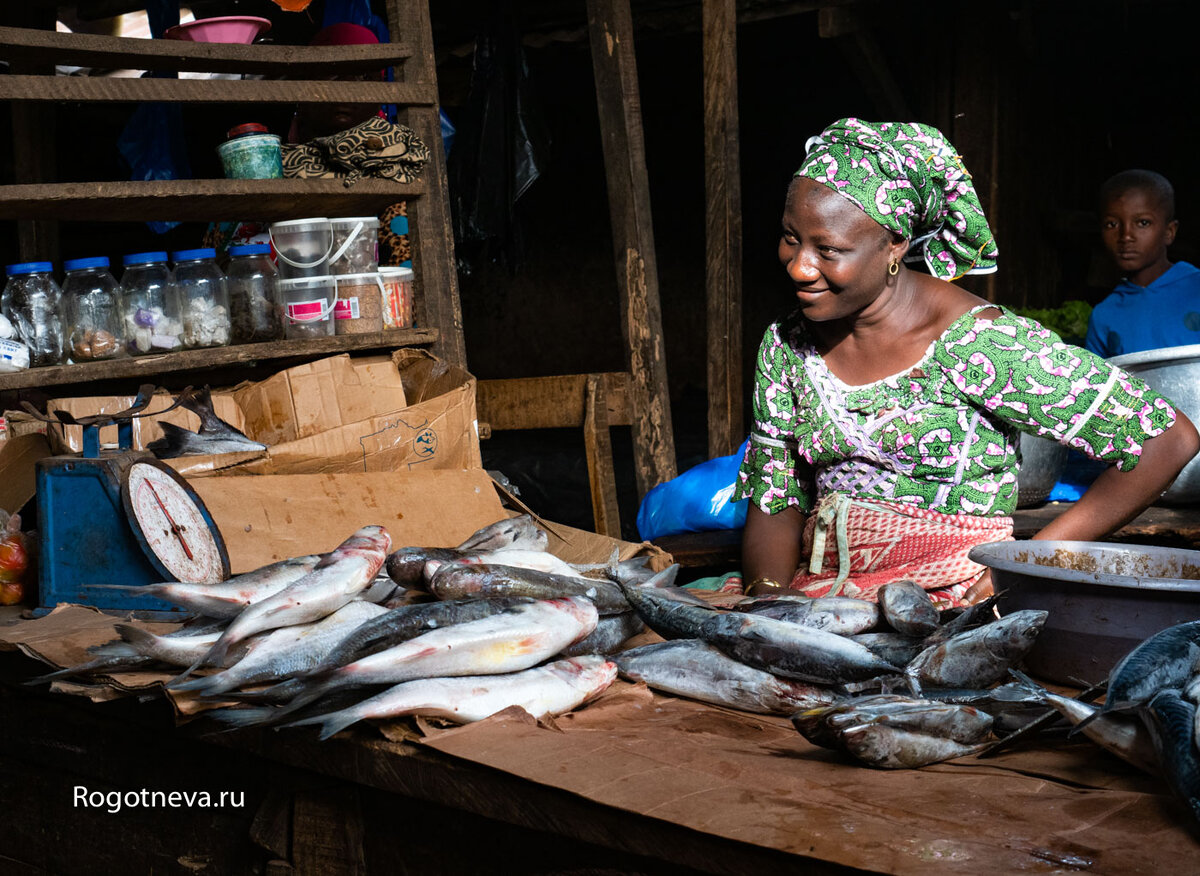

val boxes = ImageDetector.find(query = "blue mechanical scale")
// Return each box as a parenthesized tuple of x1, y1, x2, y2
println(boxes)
(32, 388, 230, 614)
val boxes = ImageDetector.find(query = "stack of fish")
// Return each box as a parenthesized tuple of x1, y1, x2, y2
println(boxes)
(616, 577, 1052, 768)
(36, 517, 625, 739)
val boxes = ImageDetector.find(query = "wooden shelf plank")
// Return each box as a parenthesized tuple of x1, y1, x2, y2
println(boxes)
(0, 26, 413, 76)
(0, 75, 435, 106)
(0, 329, 438, 392)
(0, 179, 425, 222)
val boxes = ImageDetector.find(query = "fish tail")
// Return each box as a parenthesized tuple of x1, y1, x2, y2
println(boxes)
(114, 623, 161, 652)
(203, 705, 284, 731)
(87, 584, 152, 591)
(166, 640, 225, 687)
(169, 672, 231, 696)
(1007, 668, 1047, 698)
(284, 708, 362, 741)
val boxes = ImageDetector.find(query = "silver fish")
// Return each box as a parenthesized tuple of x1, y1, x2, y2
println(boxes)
(88, 555, 323, 618)
(736, 595, 879, 635)
(147, 388, 267, 459)
(385, 547, 463, 589)
(171, 601, 388, 696)
(616, 567, 723, 640)
(878, 580, 939, 637)
(429, 562, 628, 615)
(177, 526, 391, 677)
(699, 612, 900, 684)
(837, 722, 987, 769)
(824, 699, 994, 745)
(286, 655, 617, 740)
(275, 597, 599, 716)
(561, 611, 645, 657)
(1094, 620, 1200, 719)
(922, 595, 1000, 649)
(424, 549, 587, 581)
(849, 632, 928, 667)
(1006, 670, 1159, 775)
(1143, 689, 1200, 825)
(906, 610, 1047, 692)
(617, 639, 838, 715)
(455, 514, 548, 553)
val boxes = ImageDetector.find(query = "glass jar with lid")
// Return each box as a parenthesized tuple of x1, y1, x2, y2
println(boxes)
(2, 261, 65, 366)
(120, 251, 183, 355)
(226, 244, 283, 343)
(62, 256, 124, 362)
(171, 248, 231, 349)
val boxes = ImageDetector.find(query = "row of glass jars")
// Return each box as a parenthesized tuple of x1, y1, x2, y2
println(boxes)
(1, 247, 285, 366)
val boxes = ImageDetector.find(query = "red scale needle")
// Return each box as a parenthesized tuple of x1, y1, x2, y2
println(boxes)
(146, 480, 194, 562)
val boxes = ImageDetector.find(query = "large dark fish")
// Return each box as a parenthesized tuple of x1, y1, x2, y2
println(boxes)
(699, 612, 901, 684)
(824, 698, 994, 745)
(1142, 689, 1200, 825)
(849, 632, 928, 667)
(1093, 621, 1200, 720)
(905, 610, 1047, 692)
(922, 595, 1000, 650)
(561, 611, 645, 657)
(616, 567, 723, 640)
(429, 562, 629, 615)
(735, 595, 879, 635)
(616, 639, 838, 715)
(836, 723, 988, 769)
(878, 580, 939, 637)
(147, 388, 267, 459)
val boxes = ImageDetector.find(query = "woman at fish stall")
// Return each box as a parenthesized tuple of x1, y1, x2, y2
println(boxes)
(736, 117, 1200, 609)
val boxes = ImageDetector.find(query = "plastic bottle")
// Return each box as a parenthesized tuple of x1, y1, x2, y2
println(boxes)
(171, 248, 231, 349)
(226, 244, 283, 343)
(119, 251, 183, 355)
(2, 261, 65, 366)
(62, 257, 125, 362)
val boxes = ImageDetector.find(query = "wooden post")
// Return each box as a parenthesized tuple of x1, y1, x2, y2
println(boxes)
(703, 0, 744, 460)
(9, 7, 58, 263)
(586, 0, 678, 497)
(385, 0, 468, 369)
(583, 374, 622, 537)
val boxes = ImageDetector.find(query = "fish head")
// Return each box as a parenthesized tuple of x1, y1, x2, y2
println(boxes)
(549, 656, 619, 697)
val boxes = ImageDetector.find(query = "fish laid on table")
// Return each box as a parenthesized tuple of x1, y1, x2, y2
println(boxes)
(385, 515, 548, 588)
(1005, 670, 1160, 775)
(905, 610, 1048, 692)
(88, 555, 323, 618)
(848, 632, 928, 667)
(285, 655, 618, 741)
(836, 722, 988, 769)
(171, 601, 389, 696)
(424, 549, 588, 581)
(147, 388, 267, 459)
(699, 611, 901, 685)
(1089, 620, 1200, 722)
(429, 562, 629, 615)
(616, 567, 725, 640)
(795, 695, 993, 749)
(270, 596, 599, 718)
(616, 639, 839, 715)
(878, 580, 940, 637)
(561, 611, 645, 657)
(1142, 689, 1200, 824)
(176, 526, 392, 678)
(922, 595, 999, 649)
(735, 595, 879, 635)
(307, 597, 535, 677)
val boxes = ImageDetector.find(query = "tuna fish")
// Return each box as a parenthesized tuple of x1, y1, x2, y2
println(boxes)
(878, 580, 939, 637)
(286, 655, 618, 740)
(1093, 621, 1200, 720)
(905, 610, 1047, 692)
(616, 639, 839, 715)
(560, 611, 645, 657)
(849, 632, 928, 667)
(454, 514, 548, 553)
(736, 595, 879, 635)
(616, 567, 723, 640)
(836, 723, 988, 769)
(1142, 689, 1200, 825)
(429, 562, 628, 615)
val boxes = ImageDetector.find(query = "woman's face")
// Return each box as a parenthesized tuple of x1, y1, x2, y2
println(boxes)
(778, 177, 902, 322)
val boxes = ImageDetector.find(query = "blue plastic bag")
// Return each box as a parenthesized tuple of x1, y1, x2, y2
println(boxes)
(636, 441, 749, 541)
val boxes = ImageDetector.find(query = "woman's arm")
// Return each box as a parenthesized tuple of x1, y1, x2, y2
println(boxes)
(1034, 412, 1200, 542)
(742, 504, 806, 595)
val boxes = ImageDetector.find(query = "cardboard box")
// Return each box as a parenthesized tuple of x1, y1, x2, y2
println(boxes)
(0, 433, 52, 515)
(46, 393, 251, 456)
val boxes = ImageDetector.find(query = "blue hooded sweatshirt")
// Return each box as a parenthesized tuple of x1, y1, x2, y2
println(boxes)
(1086, 261, 1200, 357)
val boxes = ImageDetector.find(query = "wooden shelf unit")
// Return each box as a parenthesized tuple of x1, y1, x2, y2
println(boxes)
(0, 1, 465, 380)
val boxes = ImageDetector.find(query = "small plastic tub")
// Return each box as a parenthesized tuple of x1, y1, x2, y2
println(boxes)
(218, 129, 282, 180)
(270, 218, 333, 280)
(379, 266, 414, 329)
(333, 272, 384, 335)
(279, 275, 336, 339)
(329, 217, 380, 275)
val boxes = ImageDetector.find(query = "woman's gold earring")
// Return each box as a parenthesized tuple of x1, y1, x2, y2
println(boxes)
(888, 259, 899, 276)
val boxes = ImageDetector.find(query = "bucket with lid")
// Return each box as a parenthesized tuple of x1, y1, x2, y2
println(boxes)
(379, 266, 413, 329)
(269, 218, 333, 280)
(279, 275, 336, 339)
(329, 217, 380, 275)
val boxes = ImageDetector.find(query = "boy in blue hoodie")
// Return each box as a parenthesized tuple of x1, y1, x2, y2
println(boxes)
(1085, 169, 1200, 357)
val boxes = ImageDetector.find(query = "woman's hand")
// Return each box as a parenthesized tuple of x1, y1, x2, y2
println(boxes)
(1034, 413, 1200, 543)
(962, 569, 994, 605)
(742, 504, 806, 592)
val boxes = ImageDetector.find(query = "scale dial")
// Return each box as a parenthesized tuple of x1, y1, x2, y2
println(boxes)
(121, 460, 230, 583)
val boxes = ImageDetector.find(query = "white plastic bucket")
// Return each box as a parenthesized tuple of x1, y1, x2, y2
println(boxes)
(269, 218, 333, 280)
(278, 275, 336, 339)
(329, 217, 380, 275)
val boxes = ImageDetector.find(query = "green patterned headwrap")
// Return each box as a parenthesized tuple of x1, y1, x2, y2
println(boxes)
(795, 118, 998, 280)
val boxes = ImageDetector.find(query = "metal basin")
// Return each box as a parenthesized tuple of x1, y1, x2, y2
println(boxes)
(1109, 344, 1200, 505)
(1016, 433, 1067, 508)
(969, 540, 1200, 684)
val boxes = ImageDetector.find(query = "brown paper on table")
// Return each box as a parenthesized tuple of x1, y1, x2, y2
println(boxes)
(411, 680, 1199, 874)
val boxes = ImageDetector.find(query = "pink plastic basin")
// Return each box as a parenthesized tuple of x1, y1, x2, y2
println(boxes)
(164, 16, 272, 44)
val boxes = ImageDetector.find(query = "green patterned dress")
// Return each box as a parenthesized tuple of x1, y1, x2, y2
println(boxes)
(735, 305, 1178, 517)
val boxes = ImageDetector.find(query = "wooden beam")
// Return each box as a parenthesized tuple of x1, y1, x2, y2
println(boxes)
(818, 6, 912, 120)
(0, 330, 437, 393)
(0, 179, 426, 222)
(387, 0, 467, 372)
(476, 373, 631, 431)
(0, 26, 413, 76)
(0, 75, 435, 106)
(703, 0, 744, 459)
(586, 0, 678, 497)
(584, 375, 622, 537)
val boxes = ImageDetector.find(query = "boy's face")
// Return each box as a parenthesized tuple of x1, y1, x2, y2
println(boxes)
(1100, 187, 1178, 287)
